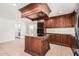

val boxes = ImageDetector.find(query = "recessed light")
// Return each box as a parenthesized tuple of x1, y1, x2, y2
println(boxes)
(12, 4, 16, 6)
(59, 11, 63, 14)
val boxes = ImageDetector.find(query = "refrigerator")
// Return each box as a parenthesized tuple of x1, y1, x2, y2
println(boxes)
(74, 9, 79, 56)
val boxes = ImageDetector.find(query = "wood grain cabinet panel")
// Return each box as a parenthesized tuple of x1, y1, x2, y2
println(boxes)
(48, 34, 75, 48)
(25, 36, 50, 56)
(44, 18, 55, 28)
(61, 35, 71, 46)
(71, 16, 75, 27)
(19, 3, 51, 20)
(44, 12, 75, 28)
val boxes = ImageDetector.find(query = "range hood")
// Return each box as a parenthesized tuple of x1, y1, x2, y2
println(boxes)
(19, 3, 51, 21)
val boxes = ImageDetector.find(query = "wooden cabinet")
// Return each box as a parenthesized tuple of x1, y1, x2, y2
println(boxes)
(44, 12, 75, 28)
(48, 34, 61, 44)
(25, 36, 50, 56)
(48, 34, 75, 48)
(44, 18, 55, 28)
(19, 3, 51, 20)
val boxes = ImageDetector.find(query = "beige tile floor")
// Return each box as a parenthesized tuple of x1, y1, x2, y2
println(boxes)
(0, 39, 74, 56)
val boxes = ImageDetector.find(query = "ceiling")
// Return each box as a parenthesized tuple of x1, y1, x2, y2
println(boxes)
(0, 3, 77, 20)
(48, 3, 77, 17)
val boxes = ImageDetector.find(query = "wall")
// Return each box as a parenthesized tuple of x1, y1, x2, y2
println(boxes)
(0, 17, 38, 43)
(25, 21, 37, 37)
(0, 18, 26, 43)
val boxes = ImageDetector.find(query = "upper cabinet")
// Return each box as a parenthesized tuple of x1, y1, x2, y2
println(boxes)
(44, 12, 76, 28)
(19, 3, 51, 21)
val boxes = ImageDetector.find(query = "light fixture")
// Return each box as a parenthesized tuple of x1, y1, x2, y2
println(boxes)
(59, 11, 63, 14)
(12, 4, 16, 6)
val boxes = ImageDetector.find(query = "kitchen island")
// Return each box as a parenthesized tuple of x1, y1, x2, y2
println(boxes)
(25, 35, 50, 56)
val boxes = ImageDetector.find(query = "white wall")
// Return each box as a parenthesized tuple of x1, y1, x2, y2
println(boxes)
(25, 21, 37, 37)
(0, 18, 26, 43)
(0, 17, 38, 43)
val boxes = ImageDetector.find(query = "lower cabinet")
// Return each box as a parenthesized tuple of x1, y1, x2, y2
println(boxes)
(25, 36, 50, 56)
(48, 34, 75, 48)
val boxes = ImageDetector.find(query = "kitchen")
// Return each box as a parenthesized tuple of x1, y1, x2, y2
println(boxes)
(0, 3, 79, 56)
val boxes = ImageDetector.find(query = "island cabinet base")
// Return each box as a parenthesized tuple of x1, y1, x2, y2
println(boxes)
(25, 36, 50, 56)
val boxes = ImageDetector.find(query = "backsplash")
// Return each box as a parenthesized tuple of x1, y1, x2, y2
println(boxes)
(46, 28, 75, 36)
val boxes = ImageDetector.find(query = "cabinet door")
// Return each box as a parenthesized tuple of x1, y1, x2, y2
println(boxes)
(31, 39, 42, 53)
(25, 37, 42, 52)
(48, 34, 55, 43)
(60, 17, 65, 27)
(48, 34, 61, 44)
(55, 34, 61, 43)
(44, 19, 54, 28)
(25, 37, 31, 50)
(55, 18, 59, 27)
(61, 35, 69, 46)
(69, 36, 75, 48)
(71, 16, 75, 27)
(65, 16, 71, 27)
(44, 20, 50, 28)
(44, 13, 75, 28)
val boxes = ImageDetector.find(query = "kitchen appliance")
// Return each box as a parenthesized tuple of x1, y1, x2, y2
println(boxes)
(37, 22, 44, 36)
(74, 10, 79, 56)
